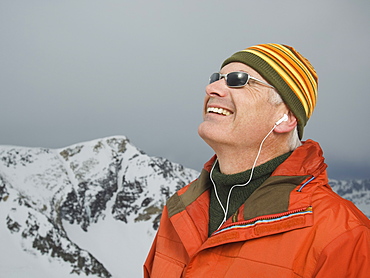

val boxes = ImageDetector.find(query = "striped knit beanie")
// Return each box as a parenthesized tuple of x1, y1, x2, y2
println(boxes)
(221, 43, 318, 139)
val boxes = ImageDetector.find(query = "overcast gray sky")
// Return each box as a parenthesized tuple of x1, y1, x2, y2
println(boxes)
(1, 0, 369, 179)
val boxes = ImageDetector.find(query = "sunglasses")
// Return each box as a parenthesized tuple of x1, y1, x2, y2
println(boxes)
(209, 71, 275, 89)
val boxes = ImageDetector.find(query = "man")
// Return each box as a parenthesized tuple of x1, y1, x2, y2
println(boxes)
(144, 43, 370, 277)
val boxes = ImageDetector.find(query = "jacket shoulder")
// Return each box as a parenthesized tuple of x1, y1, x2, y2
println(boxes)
(167, 169, 211, 218)
(311, 184, 370, 228)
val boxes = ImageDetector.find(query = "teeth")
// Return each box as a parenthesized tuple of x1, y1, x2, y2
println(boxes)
(207, 107, 231, 116)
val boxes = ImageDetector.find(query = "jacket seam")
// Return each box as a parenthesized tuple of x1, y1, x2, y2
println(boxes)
(210, 251, 300, 274)
(155, 249, 186, 267)
(316, 224, 368, 261)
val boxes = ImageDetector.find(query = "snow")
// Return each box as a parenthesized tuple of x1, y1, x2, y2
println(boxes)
(63, 215, 154, 277)
(0, 194, 88, 278)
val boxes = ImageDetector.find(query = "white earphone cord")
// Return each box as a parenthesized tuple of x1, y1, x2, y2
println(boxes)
(210, 123, 278, 231)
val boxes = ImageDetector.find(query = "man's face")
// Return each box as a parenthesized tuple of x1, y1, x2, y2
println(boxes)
(198, 62, 283, 151)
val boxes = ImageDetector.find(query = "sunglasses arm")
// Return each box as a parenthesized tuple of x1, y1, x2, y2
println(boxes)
(249, 76, 275, 89)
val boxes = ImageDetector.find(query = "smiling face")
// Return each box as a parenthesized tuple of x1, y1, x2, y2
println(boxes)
(198, 62, 286, 155)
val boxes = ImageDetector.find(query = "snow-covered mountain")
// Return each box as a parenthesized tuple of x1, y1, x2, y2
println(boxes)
(0, 136, 369, 278)
(0, 136, 199, 278)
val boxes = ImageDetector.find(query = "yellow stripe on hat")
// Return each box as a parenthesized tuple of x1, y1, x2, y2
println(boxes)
(244, 44, 317, 118)
(244, 48, 310, 117)
(272, 44, 318, 116)
(271, 44, 317, 116)
(268, 44, 317, 107)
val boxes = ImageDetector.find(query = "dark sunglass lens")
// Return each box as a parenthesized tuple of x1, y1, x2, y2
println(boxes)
(209, 73, 220, 84)
(227, 72, 248, 87)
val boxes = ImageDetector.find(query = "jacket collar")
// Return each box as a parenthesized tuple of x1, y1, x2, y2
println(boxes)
(272, 139, 327, 178)
(203, 140, 327, 178)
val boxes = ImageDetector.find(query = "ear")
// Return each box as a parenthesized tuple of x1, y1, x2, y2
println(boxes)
(274, 111, 297, 134)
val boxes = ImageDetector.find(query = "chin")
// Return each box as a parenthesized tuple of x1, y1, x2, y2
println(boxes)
(197, 121, 207, 139)
(198, 122, 214, 141)
(198, 122, 227, 147)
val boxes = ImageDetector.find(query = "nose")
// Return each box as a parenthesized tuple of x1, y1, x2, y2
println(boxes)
(205, 79, 228, 98)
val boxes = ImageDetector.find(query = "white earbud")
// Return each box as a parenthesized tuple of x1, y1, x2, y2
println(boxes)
(275, 114, 288, 126)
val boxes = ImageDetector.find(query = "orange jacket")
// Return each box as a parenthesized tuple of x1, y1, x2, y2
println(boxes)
(144, 140, 370, 277)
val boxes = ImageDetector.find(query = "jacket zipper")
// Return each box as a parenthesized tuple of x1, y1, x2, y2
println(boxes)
(213, 206, 312, 236)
